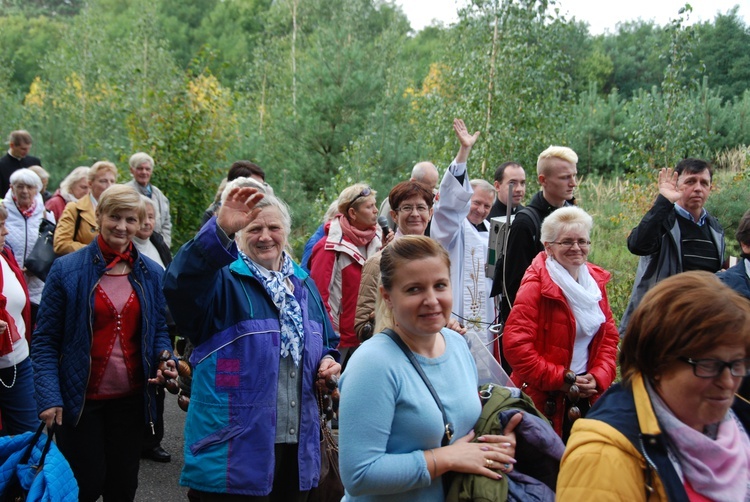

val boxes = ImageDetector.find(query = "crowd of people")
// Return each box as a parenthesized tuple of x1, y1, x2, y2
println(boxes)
(0, 125, 748, 502)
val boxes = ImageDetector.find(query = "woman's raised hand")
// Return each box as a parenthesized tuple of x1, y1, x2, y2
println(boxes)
(216, 186, 265, 236)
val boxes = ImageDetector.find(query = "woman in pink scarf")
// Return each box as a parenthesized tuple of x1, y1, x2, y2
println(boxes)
(310, 183, 390, 369)
(558, 272, 750, 501)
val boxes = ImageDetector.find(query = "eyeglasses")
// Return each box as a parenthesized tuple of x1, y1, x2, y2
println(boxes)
(346, 187, 372, 211)
(678, 357, 750, 378)
(395, 204, 430, 215)
(551, 239, 591, 250)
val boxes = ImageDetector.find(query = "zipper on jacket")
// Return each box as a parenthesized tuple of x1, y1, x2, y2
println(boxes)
(132, 268, 155, 435)
(638, 434, 658, 497)
(76, 275, 102, 426)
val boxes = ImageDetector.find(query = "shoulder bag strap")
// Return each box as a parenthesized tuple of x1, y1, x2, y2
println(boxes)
(73, 208, 82, 239)
(382, 328, 453, 446)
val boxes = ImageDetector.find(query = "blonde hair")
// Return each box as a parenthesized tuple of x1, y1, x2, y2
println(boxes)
(96, 185, 146, 223)
(88, 161, 118, 183)
(377, 235, 451, 331)
(540, 206, 593, 244)
(537, 146, 578, 176)
(337, 183, 377, 216)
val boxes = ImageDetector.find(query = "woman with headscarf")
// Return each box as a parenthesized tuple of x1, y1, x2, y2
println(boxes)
(558, 272, 750, 501)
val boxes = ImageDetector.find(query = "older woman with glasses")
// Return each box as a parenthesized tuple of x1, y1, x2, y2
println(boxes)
(354, 180, 434, 341)
(310, 183, 390, 368)
(503, 206, 619, 441)
(558, 272, 750, 501)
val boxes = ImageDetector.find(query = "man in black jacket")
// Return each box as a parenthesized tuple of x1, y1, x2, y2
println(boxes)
(619, 159, 725, 336)
(488, 161, 526, 220)
(0, 130, 42, 196)
(491, 146, 578, 373)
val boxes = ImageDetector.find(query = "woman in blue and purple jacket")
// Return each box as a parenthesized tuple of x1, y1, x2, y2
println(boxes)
(164, 179, 340, 501)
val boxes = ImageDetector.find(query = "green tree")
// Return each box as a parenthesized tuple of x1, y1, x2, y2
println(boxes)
(691, 7, 750, 101)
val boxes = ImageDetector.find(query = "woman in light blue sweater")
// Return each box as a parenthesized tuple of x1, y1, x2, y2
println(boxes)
(339, 236, 517, 501)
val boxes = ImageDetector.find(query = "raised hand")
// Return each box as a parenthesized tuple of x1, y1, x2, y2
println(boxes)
(216, 186, 265, 236)
(453, 118, 480, 150)
(658, 167, 681, 203)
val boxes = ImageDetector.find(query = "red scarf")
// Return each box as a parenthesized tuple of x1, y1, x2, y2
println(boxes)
(97, 235, 135, 271)
(12, 195, 36, 219)
(338, 214, 377, 247)
(0, 296, 21, 357)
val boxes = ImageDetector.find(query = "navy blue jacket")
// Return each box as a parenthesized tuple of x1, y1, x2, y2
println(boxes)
(31, 240, 172, 427)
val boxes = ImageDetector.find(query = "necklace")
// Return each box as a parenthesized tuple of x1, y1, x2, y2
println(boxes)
(0, 329, 17, 389)
(105, 262, 129, 275)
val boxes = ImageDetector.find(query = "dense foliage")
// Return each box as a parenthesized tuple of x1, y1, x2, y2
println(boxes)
(1, 0, 749, 255)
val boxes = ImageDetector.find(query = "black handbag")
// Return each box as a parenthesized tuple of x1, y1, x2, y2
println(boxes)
(25, 218, 57, 282)
(308, 386, 344, 502)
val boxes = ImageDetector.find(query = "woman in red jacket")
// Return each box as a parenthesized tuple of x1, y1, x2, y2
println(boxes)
(309, 183, 390, 368)
(503, 206, 619, 441)
(0, 203, 36, 434)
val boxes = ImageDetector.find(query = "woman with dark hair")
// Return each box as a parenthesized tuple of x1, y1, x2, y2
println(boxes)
(164, 182, 340, 500)
(339, 236, 517, 501)
(558, 272, 750, 501)
(32, 184, 175, 502)
(717, 209, 750, 299)
(354, 180, 434, 340)
(503, 206, 619, 441)
(310, 183, 389, 367)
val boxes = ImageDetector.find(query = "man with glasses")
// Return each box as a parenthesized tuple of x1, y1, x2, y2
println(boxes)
(619, 158, 725, 337)
(490, 145, 579, 371)
(431, 119, 496, 350)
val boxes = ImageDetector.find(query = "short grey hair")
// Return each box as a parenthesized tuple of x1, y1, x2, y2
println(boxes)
(129, 152, 155, 170)
(540, 206, 593, 244)
(140, 195, 161, 221)
(9, 168, 43, 190)
(60, 166, 90, 196)
(470, 179, 495, 196)
(221, 176, 267, 204)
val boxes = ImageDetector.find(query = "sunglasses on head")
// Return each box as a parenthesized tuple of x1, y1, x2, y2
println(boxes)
(347, 186, 372, 212)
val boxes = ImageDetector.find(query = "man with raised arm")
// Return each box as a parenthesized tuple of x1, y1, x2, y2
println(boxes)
(619, 159, 725, 336)
(431, 119, 496, 350)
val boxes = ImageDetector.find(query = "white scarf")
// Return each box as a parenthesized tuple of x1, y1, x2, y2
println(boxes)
(545, 257, 604, 340)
